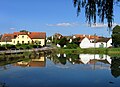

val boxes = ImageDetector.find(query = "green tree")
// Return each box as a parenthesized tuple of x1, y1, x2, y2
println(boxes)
(20, 30, 29, 32)
(112, 25, 120, 47)
(73, 0, 120, 28)
(111, 56, 120, 78)
(58, 37, 68, 47)
(72, 37, 80, 45)
(65, 43, 78, 49)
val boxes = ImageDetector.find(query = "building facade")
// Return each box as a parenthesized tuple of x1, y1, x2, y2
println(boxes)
(0, 32, 46, 46)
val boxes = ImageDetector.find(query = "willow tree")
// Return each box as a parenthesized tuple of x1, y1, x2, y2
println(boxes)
(73, 0, 120, 28)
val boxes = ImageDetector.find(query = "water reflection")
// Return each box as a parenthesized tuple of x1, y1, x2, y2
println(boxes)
(14, 54, 46, 67)
(0, 53, 120, 78)
(111, 56, 120, 78)
(48, 53, 111, 65)
(47, 53, 120, 77)
(0, 53, 120, 87)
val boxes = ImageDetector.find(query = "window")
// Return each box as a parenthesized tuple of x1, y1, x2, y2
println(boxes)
(39, 41, 41, 44)
(22, 41, 24, 44)
(22, 36, 24, 38)
(14, 41, 15, 43)
(28, 41, 30, 44)
(14, 35, 17, 38)
(17, 41, 19, 44)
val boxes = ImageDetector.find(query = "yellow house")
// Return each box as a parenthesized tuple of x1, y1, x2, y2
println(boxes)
(0, 32, 46, 46)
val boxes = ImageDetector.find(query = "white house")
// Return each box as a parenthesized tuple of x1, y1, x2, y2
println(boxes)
(95, 38, 112, 48)
(79, 37, 112, 48)
(79, 37, 95, 48)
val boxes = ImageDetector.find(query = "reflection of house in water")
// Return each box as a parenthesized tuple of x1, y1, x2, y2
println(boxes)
(14, 56, 46, 67)
(77, 54, 111, 70)
(79, 54, 111, 64)
(66, 54, 111, 69)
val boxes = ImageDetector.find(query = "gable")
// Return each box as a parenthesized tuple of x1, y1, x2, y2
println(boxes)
(81, 37, 90, 43)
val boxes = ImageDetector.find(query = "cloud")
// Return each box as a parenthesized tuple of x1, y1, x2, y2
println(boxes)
(47, 22, 120, 28)
(90, 23, 120, 28)
(9, 28, 16, 30)
(46, 22, 79, 27)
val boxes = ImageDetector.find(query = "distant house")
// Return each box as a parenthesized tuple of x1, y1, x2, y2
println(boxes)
(79, 37, 112, 48)
(0, 32, 46, 46)
(79, 37, 93, 48)
(73, 34, 112, 48)
(95, 38, 112, 48)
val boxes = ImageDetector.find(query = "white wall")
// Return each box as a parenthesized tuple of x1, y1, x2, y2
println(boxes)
(80, 37, 94, 48)
(0, 42, 13, 45)
(80, 37, 112, 48)
(107, 39, 112, 47)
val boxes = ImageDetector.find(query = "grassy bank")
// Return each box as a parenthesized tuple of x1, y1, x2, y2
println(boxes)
(57, 48, 120, 55)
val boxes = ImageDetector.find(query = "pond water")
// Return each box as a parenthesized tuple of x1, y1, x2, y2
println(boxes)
(0, 53, 120, 87)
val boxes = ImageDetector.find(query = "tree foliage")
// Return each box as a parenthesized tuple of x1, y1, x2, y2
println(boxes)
(20, 30, 29, 32)
(112, 25, 120, 47)
(111, 56, 120, 78)
(73, 0, 120, 28)
(72, 37, 80, 45)
(58, 37, 68, 47)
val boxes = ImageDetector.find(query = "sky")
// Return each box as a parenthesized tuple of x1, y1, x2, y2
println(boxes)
(0, 0, 120, 37)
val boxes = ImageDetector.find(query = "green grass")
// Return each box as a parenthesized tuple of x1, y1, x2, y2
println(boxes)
(57, 48, 120, 55)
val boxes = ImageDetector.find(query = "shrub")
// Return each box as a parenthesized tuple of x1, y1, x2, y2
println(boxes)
(64, 43, 78, 49)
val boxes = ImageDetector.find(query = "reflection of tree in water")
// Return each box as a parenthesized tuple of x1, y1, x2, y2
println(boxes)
(111, 57, 120, 78)
(52, 54, 66, 65)
(57, 54, 66, 65)
(67, 54, 79, 64)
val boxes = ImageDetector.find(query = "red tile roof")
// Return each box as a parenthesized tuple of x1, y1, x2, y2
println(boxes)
(95, 38, 111, 43)
(28, 32, 46, 39)
(74, 34, 100, 40)
(0, 32, 46, 42)
(1, 34, 14, 42)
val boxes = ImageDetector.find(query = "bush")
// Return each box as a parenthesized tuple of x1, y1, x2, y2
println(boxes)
(64, 43, 78, 49)
(0, 45, 6, 50)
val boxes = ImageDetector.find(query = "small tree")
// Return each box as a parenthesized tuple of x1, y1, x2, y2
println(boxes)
(58, 37, 68, 48)
(112, 25, 120, 47)
(72, 37, 80, 46)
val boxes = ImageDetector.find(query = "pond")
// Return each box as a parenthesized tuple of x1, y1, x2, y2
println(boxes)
(0, 53, 120, 87)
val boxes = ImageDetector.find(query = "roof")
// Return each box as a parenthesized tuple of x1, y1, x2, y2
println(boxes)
(74, 34, 100, 40)
(28, 32, 46, 39)
(95, 38, 111, 43)
(0, 32, 46, 42)
(1, 34, 14, 42)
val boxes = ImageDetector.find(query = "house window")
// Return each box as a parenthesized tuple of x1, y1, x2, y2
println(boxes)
(17, 41, 19, 44)
(28, 41, 30, 44)
(39, 41, 41, 44)
(99, 43, 104, 48)
(22, 41, 24, 44)
(32, 41, 34, 44)
(22, 36, 24, 38)
(14, 41, 15, 43)
(14, 35, 17, 38)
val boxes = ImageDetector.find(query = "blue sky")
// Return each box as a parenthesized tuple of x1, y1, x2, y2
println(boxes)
(0, 0, 120, 37)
